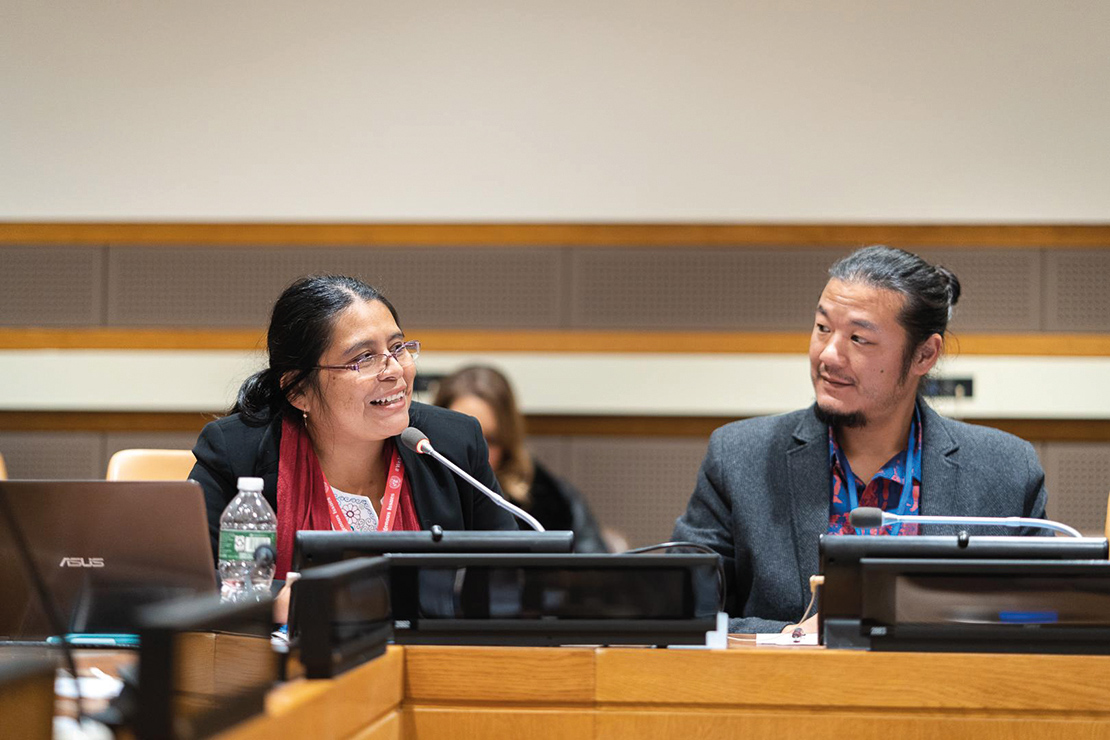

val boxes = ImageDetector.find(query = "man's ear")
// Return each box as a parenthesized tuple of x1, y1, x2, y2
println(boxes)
(912, 334, 944, 377)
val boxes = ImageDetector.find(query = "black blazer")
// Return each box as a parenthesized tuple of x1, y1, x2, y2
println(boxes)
(672, 403, 1048, 634)
(190, 402, 518, 558)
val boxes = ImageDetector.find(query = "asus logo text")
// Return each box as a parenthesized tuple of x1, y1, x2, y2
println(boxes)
(59, 557, 105, 568)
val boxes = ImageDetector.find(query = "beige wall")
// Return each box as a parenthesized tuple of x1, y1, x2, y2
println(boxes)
(2, 1, 1109, 221)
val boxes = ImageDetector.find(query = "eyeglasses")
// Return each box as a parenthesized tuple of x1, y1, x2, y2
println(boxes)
(315, 340, 420, 376)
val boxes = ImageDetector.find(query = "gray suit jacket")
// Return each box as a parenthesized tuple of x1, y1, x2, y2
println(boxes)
(671, 403, 1048, 634)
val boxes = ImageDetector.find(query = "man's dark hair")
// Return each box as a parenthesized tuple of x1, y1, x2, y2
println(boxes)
(828, 245, 961, 377)
(231, 275, 400, 424)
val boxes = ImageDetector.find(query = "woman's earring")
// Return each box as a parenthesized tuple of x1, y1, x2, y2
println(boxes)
(302, 409, 309, 425)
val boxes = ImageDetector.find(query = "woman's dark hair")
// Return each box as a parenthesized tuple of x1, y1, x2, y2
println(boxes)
(231, 275, 399, 424)
(828, 245, 961, 375)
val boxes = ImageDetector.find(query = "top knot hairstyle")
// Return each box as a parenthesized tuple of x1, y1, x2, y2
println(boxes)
(828, 245, 961, 374)
(231, 275, 399, 424)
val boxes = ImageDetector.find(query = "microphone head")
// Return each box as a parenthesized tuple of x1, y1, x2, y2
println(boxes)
(849, 507, 886, 530)
(401, 427, 429, 452)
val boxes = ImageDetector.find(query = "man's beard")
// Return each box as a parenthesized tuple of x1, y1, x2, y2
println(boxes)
(814, 403, 867, 429)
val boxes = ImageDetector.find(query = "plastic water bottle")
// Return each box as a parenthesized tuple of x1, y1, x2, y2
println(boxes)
(218, 476, 277, 602)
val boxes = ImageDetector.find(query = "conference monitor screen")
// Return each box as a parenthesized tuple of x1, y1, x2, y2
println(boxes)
(819, 534, 1110, 650)
(293, 529, 575, 571)
(136, 595, 276, 740)
(293, 556, 392, 679)
(386, 552, 721, 647)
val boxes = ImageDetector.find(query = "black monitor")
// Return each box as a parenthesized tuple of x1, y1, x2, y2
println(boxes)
(858, 558, 1110, 653)
(293, 529, 575, 571)
(819, 534, 1110, 650)
(135, 595, 276, 740)
(292, 556, 392, 679)
(385, 552, 721, 647)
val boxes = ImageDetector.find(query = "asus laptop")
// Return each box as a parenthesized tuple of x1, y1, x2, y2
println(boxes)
(0, 480, 218, 641)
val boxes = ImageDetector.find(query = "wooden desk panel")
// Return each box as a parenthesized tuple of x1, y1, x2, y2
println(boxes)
(218, 646, 403, 740)
(403, 706, 595, 740)
(596, 648, 1110, 712)
(596, 709, 1110, 740)
(402, 646, 596, 740)
(403, 645, 595, 705)
(0, 661, 54, 740)
(349, 712, 402, 740)
(214, 645, 1110, 740)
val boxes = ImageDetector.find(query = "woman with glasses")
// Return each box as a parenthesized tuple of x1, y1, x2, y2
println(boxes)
(433, 365, 611, 553)
(189, 275, 517, 582)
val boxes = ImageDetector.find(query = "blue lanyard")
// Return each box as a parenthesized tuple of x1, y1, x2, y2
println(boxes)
(834, 407, 920, 536)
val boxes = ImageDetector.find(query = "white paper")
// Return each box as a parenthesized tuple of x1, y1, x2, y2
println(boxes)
(755, 631, 819, 646)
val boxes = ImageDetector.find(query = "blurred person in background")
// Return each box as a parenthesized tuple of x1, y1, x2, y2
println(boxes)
(433, 365, 611, 552)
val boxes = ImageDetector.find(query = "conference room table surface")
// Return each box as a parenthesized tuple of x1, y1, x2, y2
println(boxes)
(181, 639, 1110, 740)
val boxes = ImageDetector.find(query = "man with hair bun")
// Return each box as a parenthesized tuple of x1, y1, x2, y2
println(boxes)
(672, 245, 1048, 635)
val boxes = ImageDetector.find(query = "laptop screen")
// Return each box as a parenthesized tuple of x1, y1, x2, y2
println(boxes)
(0, 480, 218, 640)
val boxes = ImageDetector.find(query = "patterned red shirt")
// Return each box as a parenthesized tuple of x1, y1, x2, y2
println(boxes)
(827, 410, 922, 536)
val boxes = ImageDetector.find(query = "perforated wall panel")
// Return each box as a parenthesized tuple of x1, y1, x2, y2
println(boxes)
(107, 247, 305, 325)
(22, 244, 1107, 332)
(914, 249, 1041, 332)
(1041, 442, 1110, 536)
(106, 247, 564, 327)
(0, 433, 104, 479)
(1044, 251, 1110, 332)
(374, 249, 565, 328)
(568, 249, 842, 330)
(565, 436, 707, 547)
(527, 436, 573, 480)
(0, 247, 104, 325)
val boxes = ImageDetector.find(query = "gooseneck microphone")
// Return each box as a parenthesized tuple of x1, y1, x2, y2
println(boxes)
(401, 427, 546, 532)
(849, 506, 1082, 538)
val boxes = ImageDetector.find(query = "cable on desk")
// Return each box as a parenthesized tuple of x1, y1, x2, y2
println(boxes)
(624, 540, 727, 614)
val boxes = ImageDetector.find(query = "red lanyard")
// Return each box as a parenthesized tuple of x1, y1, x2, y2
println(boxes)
(377, 444, 406, 532)
(321, 481, 348, 531)
(322, 443, 407, 532)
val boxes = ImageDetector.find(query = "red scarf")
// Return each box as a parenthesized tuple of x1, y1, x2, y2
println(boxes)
(275, 415, 420, 579)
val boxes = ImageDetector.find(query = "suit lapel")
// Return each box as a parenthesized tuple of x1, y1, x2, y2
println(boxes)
(786, 407, 833, 605)
(918, 403, 961, 533)
(256, 414, 283, 474)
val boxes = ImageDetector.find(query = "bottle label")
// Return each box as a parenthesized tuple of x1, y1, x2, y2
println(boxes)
(219, 530, 277, 562)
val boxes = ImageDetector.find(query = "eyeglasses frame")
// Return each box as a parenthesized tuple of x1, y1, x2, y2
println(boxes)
(314, 340, 421, 376)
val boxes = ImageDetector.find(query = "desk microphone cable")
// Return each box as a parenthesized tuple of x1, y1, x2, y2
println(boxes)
(790, 575, 825, 641)
(623, 541, 727, 615)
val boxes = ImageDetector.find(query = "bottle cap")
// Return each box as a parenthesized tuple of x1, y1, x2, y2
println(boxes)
(237, 476, 264, 492)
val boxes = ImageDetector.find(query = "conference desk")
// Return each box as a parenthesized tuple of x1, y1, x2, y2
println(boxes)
(210, 642, 1110, 740)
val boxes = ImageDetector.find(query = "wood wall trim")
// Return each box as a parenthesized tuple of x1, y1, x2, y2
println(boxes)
(0, 328, 268, 351)
(529, 416, 1110, 442)
(3, 328, 1109, 356)
(3, 411, 1109, 442)
(0, 412, 219, 433)
(1, 222, 1108, 248)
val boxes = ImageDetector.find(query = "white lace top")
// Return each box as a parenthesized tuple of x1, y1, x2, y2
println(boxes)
(331, 487, 379, 532)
